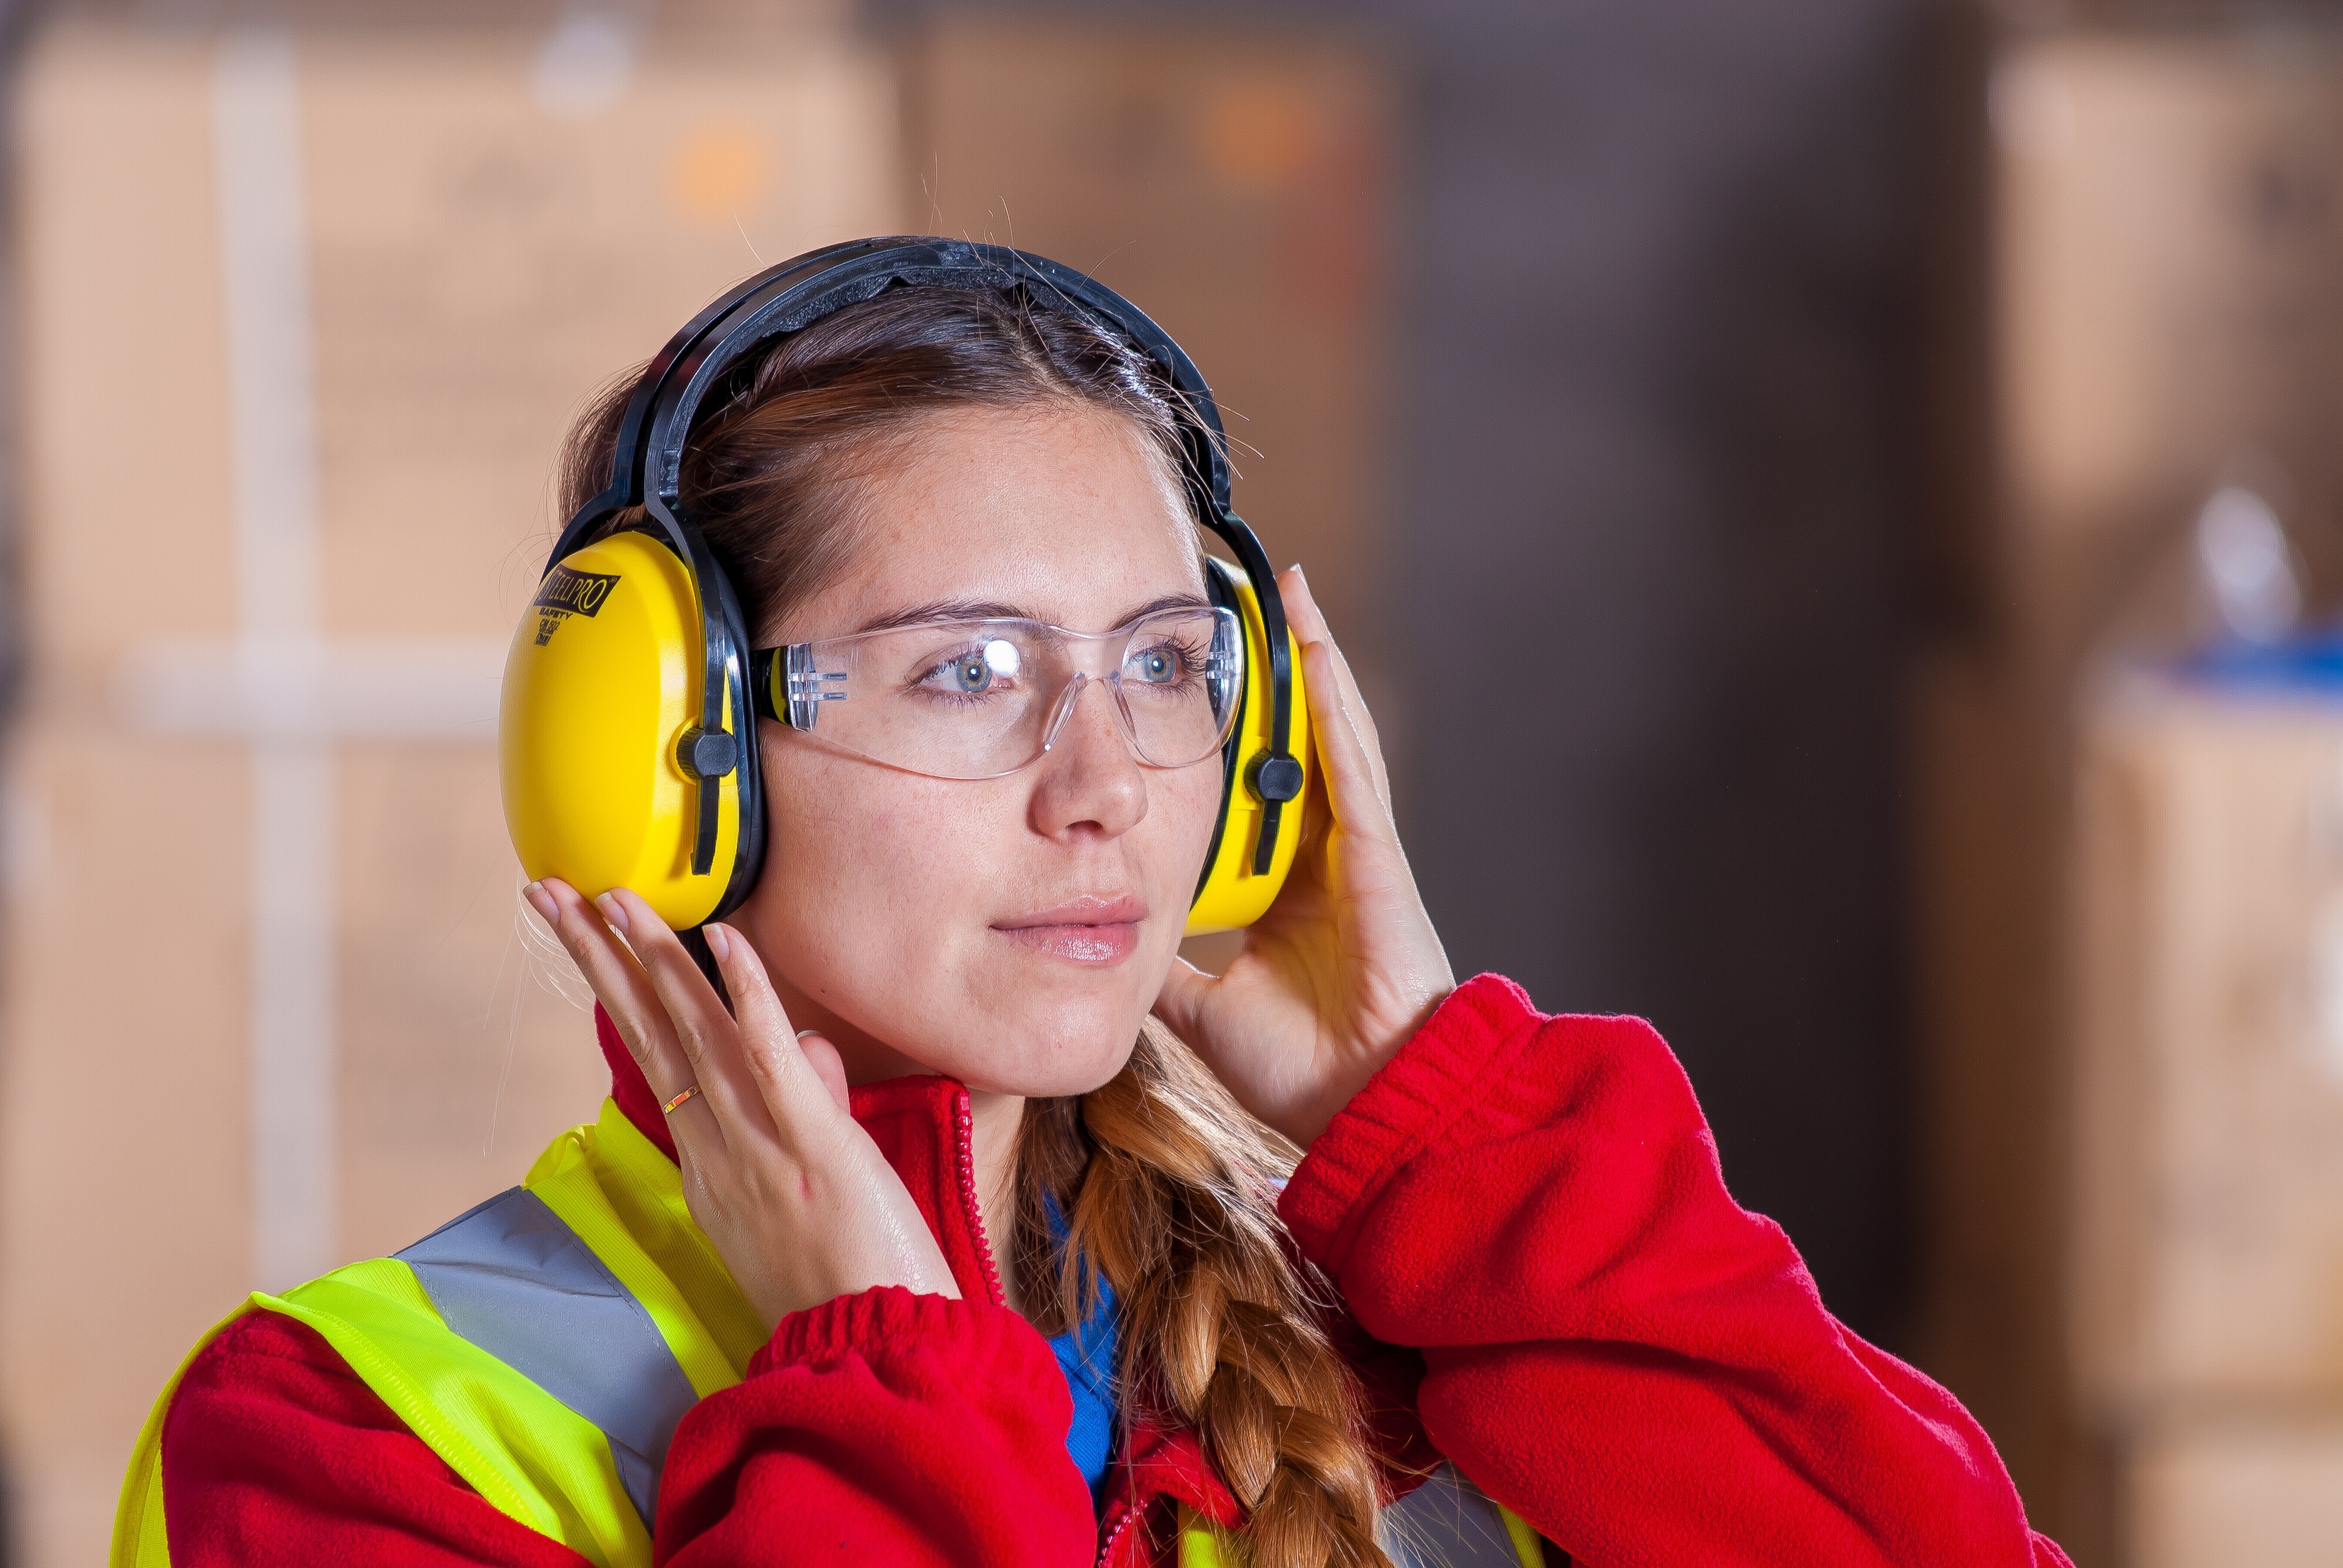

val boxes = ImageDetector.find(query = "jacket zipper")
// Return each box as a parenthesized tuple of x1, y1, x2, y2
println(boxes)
(958, 1088, 1133, 1561)
(953, 1093, 1009, 1308)
(1096, 1501, 1140, 1567)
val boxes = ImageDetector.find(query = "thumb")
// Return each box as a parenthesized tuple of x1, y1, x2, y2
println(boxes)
(1152, 956, 1214, 1049)
(796, 1031, 851, 1116)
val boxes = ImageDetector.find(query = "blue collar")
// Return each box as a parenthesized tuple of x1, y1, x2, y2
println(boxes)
(1042, 1195, 1119, 1504)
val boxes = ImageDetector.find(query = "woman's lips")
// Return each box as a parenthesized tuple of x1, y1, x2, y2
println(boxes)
(997, 922, 1141, 964)
(994, 896, 1147, 965)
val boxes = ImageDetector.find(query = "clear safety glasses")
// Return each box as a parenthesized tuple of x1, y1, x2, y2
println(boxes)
(752, 605, 1244, 781)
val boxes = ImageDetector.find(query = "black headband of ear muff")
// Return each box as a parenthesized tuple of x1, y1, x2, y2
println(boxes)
(539, 237, 1303, 900)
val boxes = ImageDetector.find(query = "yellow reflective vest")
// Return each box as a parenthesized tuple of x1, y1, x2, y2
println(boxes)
(114, 1099, 1540, 1568)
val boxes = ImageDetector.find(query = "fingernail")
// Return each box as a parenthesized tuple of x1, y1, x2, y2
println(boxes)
(796, 1029, 821, 1042)
(704, 923, 731, 962)
(594, 892, 629, 932)
(524, 881, 557, 923)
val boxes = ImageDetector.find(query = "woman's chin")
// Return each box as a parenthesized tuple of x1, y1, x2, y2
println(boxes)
(932, 996, 1149, 1099)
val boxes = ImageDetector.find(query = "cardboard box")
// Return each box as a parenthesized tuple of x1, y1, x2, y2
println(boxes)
(0, 13, 899, 1563)
(2069, 681, 2343, 1411)
(1984, 31, 2343, 673)
(906, 20, 1392, 644)
(2127, 1419, 2343, 1568)
(1912, 28, 2343, 1540)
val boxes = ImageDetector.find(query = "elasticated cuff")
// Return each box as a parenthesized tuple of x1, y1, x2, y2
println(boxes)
(1277, 973, 1545, 1275)
(750, 1284, 1038, 1378)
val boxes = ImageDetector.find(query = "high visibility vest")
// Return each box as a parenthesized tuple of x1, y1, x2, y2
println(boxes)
(113, 1100, 1541, 1568)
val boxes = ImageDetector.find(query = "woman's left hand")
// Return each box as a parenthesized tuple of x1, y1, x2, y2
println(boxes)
(1153, 564, 1456, 1148)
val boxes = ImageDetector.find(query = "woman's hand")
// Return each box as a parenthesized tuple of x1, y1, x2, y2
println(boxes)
(1153, 565, 1457, 1148)
(526, 880, 960, 1330)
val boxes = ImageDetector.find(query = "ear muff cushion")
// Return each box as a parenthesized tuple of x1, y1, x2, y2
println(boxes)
(1185, 556, 1310, 936)
(697, 548, 766, 925)
(500, 531, 742, 930)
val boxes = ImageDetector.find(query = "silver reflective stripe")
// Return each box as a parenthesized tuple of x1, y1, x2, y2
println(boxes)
(398, 1186, 700, 1529)
(1380, 1462, 1528, 1568)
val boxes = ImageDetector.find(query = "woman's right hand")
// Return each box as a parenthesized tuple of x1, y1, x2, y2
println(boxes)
(526, 879, 960, 1330)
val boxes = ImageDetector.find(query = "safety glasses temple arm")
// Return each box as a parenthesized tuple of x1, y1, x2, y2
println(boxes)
(749, 645, 847, 731)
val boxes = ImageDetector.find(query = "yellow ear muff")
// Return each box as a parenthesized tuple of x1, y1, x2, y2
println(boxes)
(500, 531, 742, 930)
(1185, 558, 1311, 936)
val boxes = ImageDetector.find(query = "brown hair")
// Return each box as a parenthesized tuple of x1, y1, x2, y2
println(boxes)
(559, 285, 1392, 1567)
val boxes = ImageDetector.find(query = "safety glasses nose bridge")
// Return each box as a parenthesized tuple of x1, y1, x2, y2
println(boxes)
(1034, 670, 1145, 762)
(923, 616, 1224, 768)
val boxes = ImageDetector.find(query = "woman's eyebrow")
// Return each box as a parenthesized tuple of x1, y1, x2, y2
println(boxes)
(854, 598, 1031, 633)
(851, 592, 1214, 635)
(1118, 592, 1214, 621)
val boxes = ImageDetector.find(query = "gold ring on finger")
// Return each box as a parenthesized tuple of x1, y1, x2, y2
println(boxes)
(661, 1083, 703, 1115)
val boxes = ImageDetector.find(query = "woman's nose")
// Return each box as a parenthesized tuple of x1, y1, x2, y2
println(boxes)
(1029, 676, 1147, 840)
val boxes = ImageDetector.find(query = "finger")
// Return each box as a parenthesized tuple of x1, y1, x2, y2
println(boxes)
(796, 1031, 851, 1116)
(528, 880, 706, 1125)
(1280, 565, 1391, 808)
(1279, 564, 1378, 742)
(1279, 561, 1332, 655)
(1152, 955, 1213, 1048)
(1299, 632, 1397, 841)
(600, 889, 766, 1139)
(701, 921, 841, 1137)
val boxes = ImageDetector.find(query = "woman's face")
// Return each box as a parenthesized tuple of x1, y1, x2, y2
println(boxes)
(733, 400, 1225, 1096)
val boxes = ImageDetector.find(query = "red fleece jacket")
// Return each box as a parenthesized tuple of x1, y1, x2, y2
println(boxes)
(154, 975, 2069, 1566)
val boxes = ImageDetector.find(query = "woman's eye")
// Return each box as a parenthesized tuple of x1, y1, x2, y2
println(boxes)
(1130, 644, 1186, 684)
(925, 637, 1020, 696)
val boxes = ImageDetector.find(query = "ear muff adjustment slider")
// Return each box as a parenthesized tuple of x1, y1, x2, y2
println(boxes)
(1247, 751, 1305, 879)
(677, 727, 739, 779)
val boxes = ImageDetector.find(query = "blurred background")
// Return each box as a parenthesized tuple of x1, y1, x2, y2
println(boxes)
(1, 0, 2341, 1562)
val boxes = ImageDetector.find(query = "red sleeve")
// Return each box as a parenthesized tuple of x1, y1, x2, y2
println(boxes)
(653, 1285, 1096, 1565)
(159, 1310, 585, 1567)
(1280, 974, 2073, 1568)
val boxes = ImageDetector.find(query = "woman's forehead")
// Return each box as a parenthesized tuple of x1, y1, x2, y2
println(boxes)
(787, 403, 1203, 639)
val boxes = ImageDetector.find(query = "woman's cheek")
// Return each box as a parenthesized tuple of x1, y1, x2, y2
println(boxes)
(750, 771, 891, 982)
(1164, 762, 1227, 884)
(833, 785, 999, 969)
(833, 811, 956, 940)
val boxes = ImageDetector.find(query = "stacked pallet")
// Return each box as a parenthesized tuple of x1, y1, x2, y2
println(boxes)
(0, 9, 900, 1559)
(1916, 24, 2343, 1564)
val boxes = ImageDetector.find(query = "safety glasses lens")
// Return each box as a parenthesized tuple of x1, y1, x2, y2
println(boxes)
(778, 607, 1240, 779)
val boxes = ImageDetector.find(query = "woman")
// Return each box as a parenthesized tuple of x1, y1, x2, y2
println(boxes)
(120, 254, 2068, 1567)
